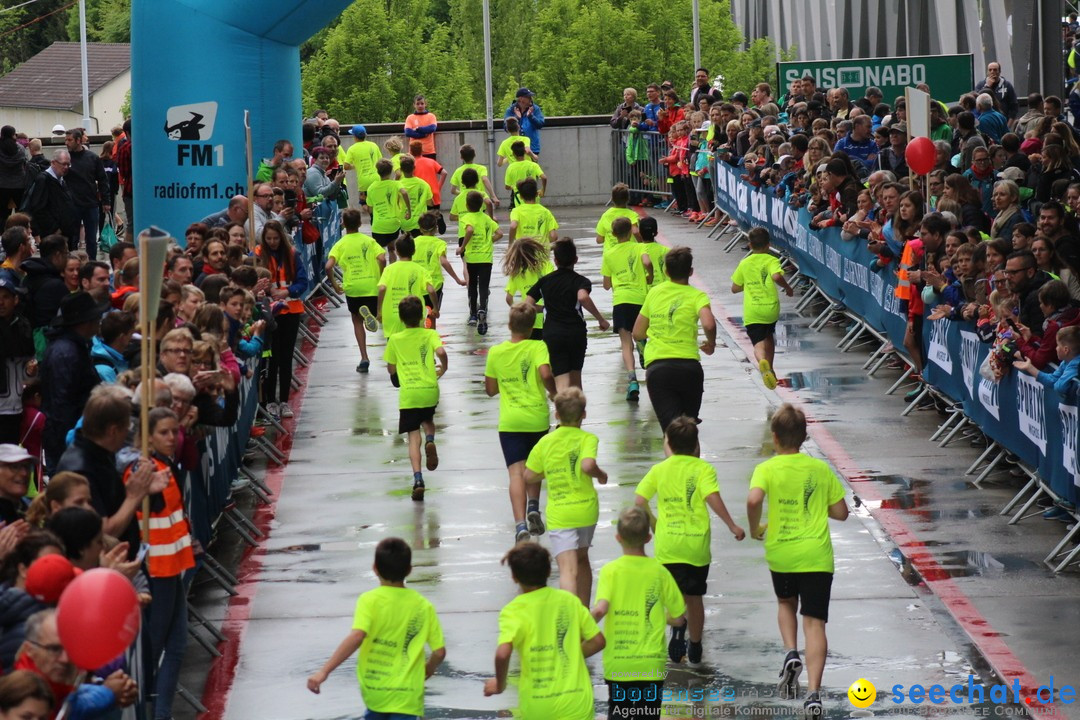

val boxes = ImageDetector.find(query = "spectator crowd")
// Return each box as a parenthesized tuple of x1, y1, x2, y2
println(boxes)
(610, 63, 1080, 410)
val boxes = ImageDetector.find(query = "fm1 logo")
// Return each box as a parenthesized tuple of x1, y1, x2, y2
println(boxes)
(177, 144, 224, 166)
(164, 101, 223, 166)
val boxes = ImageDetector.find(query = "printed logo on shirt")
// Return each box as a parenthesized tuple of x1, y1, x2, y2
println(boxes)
(520, 358, 531, 383)
(403, 610, 424, 659)
(643, 578, 661, 630)
(666, 299, 684, 328)
(555, 604, 572, 664)
(802, 474, 817, 516)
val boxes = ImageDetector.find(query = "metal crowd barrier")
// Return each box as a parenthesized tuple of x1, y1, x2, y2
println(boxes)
(610, 129, 672, 201)
(710, 159, 1080, 574)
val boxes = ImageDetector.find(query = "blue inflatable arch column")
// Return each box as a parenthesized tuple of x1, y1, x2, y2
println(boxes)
(131, 0, 351, 241)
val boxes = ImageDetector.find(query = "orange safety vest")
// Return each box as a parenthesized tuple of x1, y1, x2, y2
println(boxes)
(124, 456, 195, 578)
(257, 246, 304, 314)
(894, 241, 916, 301)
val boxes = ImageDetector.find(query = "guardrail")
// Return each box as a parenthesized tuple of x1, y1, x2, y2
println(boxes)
(708, 159, 1080, 573)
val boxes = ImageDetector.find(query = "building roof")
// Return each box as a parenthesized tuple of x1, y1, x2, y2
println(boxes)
(0, 42, 130, 110)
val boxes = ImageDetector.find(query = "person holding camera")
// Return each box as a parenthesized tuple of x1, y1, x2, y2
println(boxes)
(304, 147, 345, 200)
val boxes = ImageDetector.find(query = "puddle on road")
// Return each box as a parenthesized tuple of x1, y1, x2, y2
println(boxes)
(785, 370, 870, 398)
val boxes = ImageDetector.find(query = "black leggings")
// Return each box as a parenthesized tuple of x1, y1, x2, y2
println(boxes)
(264, 312, 301, 403)
(645, 358, 704, 432)
(466, 262, 492, 316)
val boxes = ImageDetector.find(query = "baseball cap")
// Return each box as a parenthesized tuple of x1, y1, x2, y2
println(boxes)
(26, 554, 81, 605)
(349, 124, 367, 138)
(51, 124, 66, 136)
(516, 87, 535, 98)
(0, 444, 33, 464)
(1000, 166, 1026, 182)
(0, 276, 25, 296)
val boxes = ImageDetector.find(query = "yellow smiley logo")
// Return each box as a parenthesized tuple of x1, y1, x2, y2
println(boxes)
(848, 678, 877, 708)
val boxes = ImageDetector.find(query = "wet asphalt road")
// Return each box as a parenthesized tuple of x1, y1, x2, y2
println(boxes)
(180, 206, 1079, 720)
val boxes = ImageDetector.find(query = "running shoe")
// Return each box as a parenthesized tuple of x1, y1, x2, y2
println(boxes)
(411, 477, 425, 502)
(656, 201, 671, 210)
(626, 379, 640, 402)
(803, 692, 822, 718)
(1043, 505, 1072, 522)
(777, 649, 803, 699)
(468, 315, 478, 327)
(687, 640, 703, 667)
(703, 217, 719, 227)
(668, 625, 687, 663)
(759, 359, 778, 390)
(477, 308, 488, 336)
(356, 360, 370, 374)
(265, 402, 279, 419)
(358, 305, 378, 333)
(527, 508, 546, 536)
(278, 403, 294, 418)
(425, 440, 439, 471)
(515, 523, 530, 543)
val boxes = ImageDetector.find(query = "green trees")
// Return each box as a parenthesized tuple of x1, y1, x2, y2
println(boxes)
(0, 0, 71, 73)
(302, 0, 785, 121)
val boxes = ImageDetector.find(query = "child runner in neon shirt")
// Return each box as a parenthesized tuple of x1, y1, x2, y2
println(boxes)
(503, 237, 553, 340)
(635, 416, 745, 667)
(746, 403, 848, 718)
(385, 296, 448, 500)
(484, 543, 604, 720)
(365, 159, 411, 264)
(731, 227, 793, 389)
(592, 505, 686, 720)
(308, 538, 446, 717)
(484, 303, 556, 544)
(413, 212, 465, 330)
(457, 191, 502, 335)
(524, 387, 608, 605)
(602, 217, 653, 402)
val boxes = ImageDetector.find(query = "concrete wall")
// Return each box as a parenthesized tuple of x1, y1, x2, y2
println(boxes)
(342, 122, 614, 208)
(88, 70, 131, 136)
(0, 107, 82, 138)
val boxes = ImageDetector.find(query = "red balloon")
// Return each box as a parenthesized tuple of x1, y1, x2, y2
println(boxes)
(905, 136, 936, 175)
(57, 568, 140, 670)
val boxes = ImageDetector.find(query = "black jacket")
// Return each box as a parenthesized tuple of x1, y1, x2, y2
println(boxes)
(19, 172, 77, 241)
(0, 587, 43, 670)
(65, 147, 109, 209)
(20, 257, 68, 329)
(0, 314, 34, 362)
(56, 433, 139, 556)
(1017, 271, 1053, 334)
(41, 330, 99, 472)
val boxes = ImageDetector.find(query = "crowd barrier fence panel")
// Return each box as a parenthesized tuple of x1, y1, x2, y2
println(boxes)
(610, 129, 672, 201)
(709, 158, 1080, 508)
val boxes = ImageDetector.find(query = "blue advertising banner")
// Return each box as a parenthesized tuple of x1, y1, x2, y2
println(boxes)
(712, 160, 908, 347)
(711, 160, 1079, 505)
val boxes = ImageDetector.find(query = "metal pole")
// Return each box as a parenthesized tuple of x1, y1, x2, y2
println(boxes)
(483, 0, 496, 194)
(692, 0, 701, 71)
(78, 0, 91, 132)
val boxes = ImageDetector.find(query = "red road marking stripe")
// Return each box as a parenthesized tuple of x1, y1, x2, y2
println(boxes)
(648, 217, 1065, 717)
(198, 320, 320, 719)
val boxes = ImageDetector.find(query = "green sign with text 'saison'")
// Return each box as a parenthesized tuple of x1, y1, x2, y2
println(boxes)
(777, 54, 974, 103)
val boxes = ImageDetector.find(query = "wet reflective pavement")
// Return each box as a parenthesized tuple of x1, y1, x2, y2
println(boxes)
(182, 206, 1080, 720)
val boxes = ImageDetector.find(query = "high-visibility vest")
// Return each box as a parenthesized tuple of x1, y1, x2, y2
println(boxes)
(895, 241, 916, 301)
(124, 456, 195, 578)
(257, 247, 304, 314)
